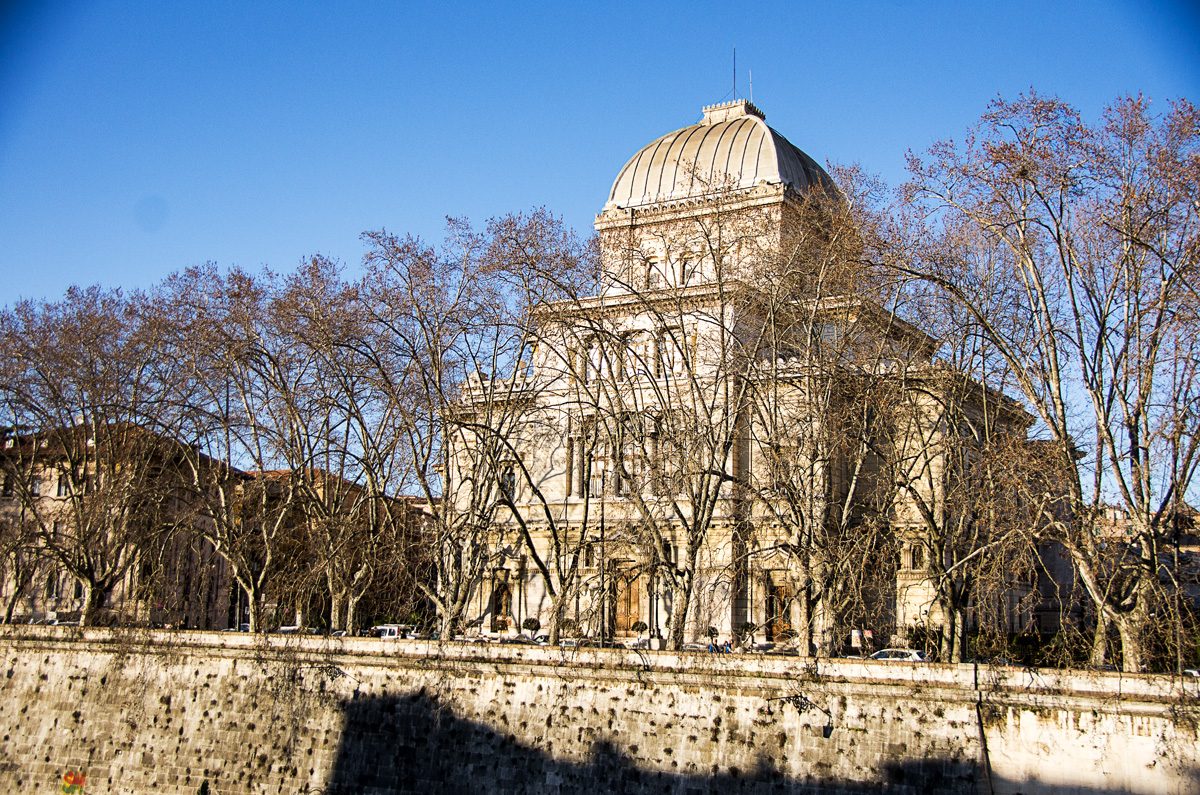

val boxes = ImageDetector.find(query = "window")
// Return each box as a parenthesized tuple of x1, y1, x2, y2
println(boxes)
(1, 474, 12, 498)
(584, 337, 606, 384)
(657, 326, 695, 379)
(589, 452, 607, 497)
(56, 474, 69, 497)
(613, 413, 647, 497)
(624, 331, 654, 380)
(909, 543, 926, 570)
(767, 442, 798, 492)
(657, 328, 678, 378)
(678, 256, 697, 285)
(565, 436, 575, 498)
(29, 475, 40, 496)
(645, 256, 663, 289)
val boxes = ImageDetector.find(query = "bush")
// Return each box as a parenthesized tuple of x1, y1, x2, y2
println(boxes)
(522, 617, 541, 633)
(631, 620, 648, 634)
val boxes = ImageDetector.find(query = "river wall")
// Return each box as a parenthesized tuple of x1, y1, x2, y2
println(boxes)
(0, 627, 1196, 794)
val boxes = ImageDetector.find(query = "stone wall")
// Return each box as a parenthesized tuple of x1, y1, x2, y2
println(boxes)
(0, 627, 1196, 794)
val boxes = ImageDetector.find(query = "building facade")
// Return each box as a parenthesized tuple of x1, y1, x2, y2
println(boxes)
(451, 100, 1055, 655)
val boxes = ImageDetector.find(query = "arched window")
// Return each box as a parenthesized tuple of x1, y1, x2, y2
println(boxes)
(910, 543, 925, 570)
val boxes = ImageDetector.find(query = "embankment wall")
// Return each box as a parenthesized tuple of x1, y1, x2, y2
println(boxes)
(0, 627, 1196, 793)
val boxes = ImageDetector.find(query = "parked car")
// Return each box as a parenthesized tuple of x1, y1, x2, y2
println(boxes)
(869, 648, 928, 662)
(370, 624, 410, 639)
(499, 635, 538, 645)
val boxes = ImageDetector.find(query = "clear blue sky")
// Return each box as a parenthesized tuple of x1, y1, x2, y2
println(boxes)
(1, 1, 1196, 306)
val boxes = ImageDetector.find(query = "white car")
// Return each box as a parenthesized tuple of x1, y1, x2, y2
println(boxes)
(870, 648, 928, 662)
(371, 624, 409, 639)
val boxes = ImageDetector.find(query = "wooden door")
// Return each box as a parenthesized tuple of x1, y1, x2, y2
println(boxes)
(765, 584, 793, 642)
(614, 573, 641, 634)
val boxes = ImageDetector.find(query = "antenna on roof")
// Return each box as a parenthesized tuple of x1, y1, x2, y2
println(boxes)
(733, 47, 737, 98)
(749, 69, 754, 103)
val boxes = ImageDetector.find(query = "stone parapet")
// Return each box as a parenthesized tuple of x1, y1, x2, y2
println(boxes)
(1, 627, 1196, 793)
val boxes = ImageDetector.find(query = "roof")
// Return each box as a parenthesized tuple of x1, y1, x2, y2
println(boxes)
(604, 100, 833, 210)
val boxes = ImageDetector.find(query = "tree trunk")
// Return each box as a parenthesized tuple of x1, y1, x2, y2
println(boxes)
(1114, 603, 1147, 673)
(246, 588, 265, 633)
(345, 593, 361, 635)
(3, 589, 19, 624)
(440, 603, 465, 640)
(796, 581, 812, 658)
(328, 590, 345, 632)
(78, 581, 105, 627)
(952, 609, 967, 663)
(547, 592, 569, 645)
(1115, 616, 1143, 673)
(666, 571, 694, 651)
(1089, 609, 1110, 668)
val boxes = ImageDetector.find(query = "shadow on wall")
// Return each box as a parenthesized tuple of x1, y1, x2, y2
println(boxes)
(324, 691, 1198, 794)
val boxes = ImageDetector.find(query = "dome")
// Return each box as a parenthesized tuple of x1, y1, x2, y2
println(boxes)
(605, 100, 833, 209)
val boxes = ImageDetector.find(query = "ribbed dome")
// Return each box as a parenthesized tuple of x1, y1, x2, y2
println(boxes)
(605, 100, 832, 209)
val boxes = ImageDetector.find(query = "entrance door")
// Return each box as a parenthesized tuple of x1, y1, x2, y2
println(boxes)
(765, 584, 793, 642)
(614, 573, 641, 634)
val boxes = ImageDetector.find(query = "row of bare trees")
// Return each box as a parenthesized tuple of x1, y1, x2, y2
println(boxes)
(894, 94, 1200, 671)
(0, 266, 428, 631)
(0, 93, 1194, 671)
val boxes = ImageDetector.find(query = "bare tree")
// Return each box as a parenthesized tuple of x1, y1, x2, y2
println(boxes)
(557, 172, 792, 650)
(901, 94, 1200, 671)
(463, 210, 608, 644)
(0, 287, 184, 625)
(0, 497, 43, 623)
(360, 220, 530, 638)
(266, 257, 416, 633)
(159, 266, 307, 632)
(737, 174, 909, 657)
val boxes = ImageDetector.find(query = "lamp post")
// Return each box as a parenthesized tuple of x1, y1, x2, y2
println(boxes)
(599, 463, 607, 645)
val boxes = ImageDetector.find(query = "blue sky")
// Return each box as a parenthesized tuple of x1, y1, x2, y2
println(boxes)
(0, 1, 1196, 305)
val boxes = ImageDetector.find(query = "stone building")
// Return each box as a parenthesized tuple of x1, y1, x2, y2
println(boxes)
(0, 424, 431, 631)
(0, 423, 233, 628)
(450, 100, 1057, 655)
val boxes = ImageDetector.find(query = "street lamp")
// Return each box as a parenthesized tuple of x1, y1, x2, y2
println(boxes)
(599, 463, 607, 645)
